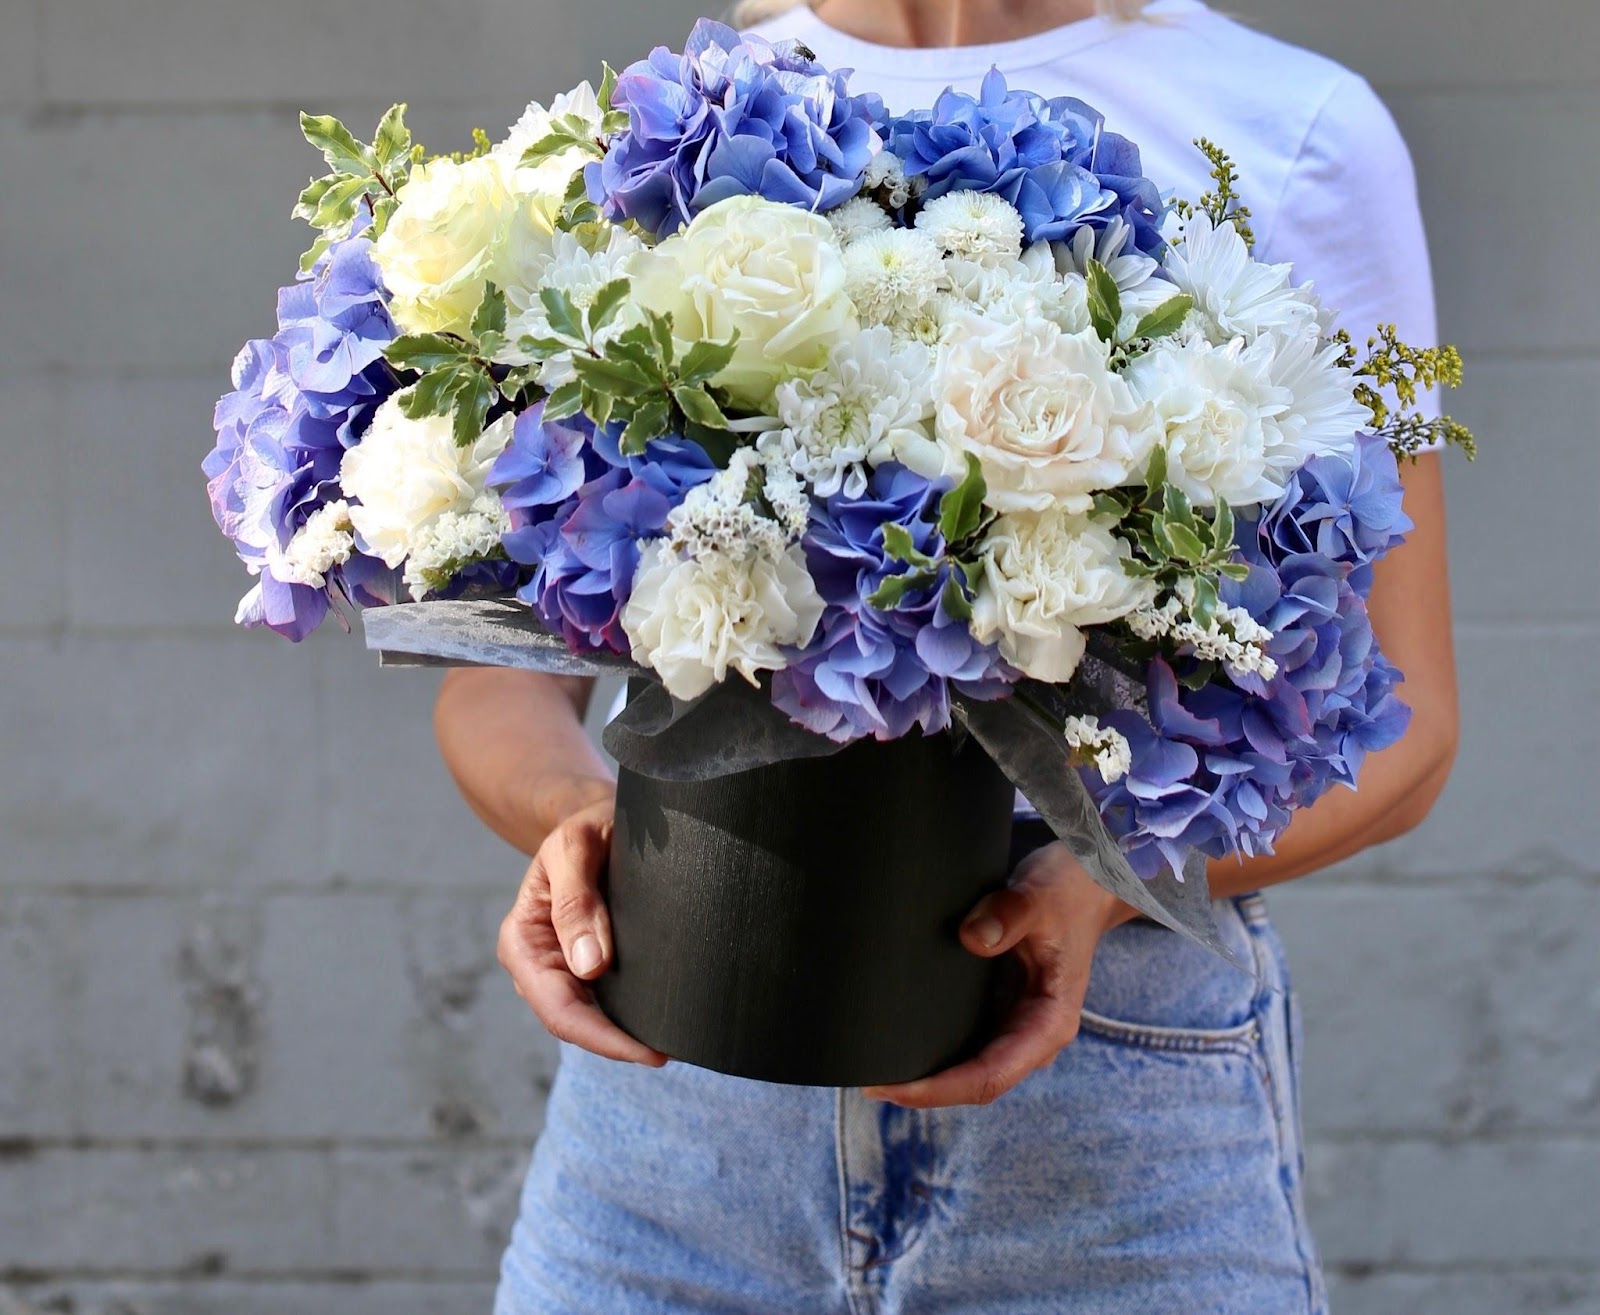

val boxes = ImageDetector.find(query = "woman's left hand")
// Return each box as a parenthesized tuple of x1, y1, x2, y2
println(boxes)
(863, 842, 1135, 1109)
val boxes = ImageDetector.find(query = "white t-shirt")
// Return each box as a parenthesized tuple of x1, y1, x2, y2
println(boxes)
(749, 0, 1442, 424)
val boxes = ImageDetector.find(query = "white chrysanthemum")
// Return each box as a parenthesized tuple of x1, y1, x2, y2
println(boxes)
(1062, 714, 1133, 784)
(863, 151, 914, 208)
(497, 81, 606, 198)
(970, 508, 1154, 683)
(1262, 322, 1367, 472)
(630, 196, 856, 408)
(842, 228, 947, 326)
(340, 401, 515, 594)
(274, 500, 355, 588)
(933, 312, 1159, 512)
(1124, 334, 1294, 507)
(500, 226, 645, 379)
(622, 540, 824, 700)
(401, 492, 511, 600)
(829, 196, 894, 246)
(666, 448, 796, 563)
(1165, 214, 1322, 344)
(762, 326, 938, 497)
(915, 190, 1025, 263)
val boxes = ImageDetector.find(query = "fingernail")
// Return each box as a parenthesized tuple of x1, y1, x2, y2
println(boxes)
(570, 933, 603, 977)
(967, 915, 1004, 949)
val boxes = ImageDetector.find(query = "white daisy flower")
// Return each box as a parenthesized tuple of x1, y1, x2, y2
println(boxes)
(828, 196, 894, 246)
(842, 228, 947, 325)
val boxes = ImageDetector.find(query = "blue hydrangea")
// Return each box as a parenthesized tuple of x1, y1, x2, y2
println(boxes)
(1089, 438, 1413, 877)
(494, 409, 716, 654)
(591, 17, 885, 238)
(772, 464, 1015, 742)
(883, 69, 1166, 253)
(204, 234, 402, 641)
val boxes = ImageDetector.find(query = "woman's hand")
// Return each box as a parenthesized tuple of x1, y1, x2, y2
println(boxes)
(496, 790, 668, 1068)
(863, 842, 1133, 1109)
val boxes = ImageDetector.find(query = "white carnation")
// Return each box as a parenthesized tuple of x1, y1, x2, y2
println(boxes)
(622, 540, 824, 700)
(500, 226, 645, 380)
(943, 248, 1089, 332)
(274, 500, 355, 588)
(1165, 214, 1322, 344)
(971, 508, 1154, 683)
(932, 312, 1159, 512)
(915, 190, 1025, 263)
(843, 228, 947, 326)
(763, 326, 938, 496)
(1124, 334, 1294, 507)
(829, 196, 894, 246)
(340, 400, 515, 598)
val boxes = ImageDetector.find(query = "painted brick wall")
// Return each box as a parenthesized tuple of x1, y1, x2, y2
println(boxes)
(1, 1, 1595, 1311)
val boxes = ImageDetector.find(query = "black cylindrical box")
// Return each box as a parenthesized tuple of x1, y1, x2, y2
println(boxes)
(594, 727, 1020, 1087)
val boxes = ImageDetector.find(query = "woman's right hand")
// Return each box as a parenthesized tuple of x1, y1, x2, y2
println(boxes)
(496, 791, 669, 1067)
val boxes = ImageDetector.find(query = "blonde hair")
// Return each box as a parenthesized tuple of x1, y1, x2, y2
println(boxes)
(732, 0, 1151, 26)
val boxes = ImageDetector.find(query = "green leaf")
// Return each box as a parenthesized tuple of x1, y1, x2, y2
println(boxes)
(584, 385, 615, 427)
(1085, 259, 1123, 343)
(1164, 482, 1195, 530)
(1210, 497, 1235, 552)
(880, 523, 935, 569)
(672, 385, 729, 430)
(937, 453, 987, 546)
(539, 287, 587, 344)
(680, 421, 741, 468)
(1165, 521, 1206, 562)
(597, 62, 619, 110)
(585, 278, 631, 336)
(300, 112, 375, 175)
(518, 334, 570, 360)
(542, 380, 584, 422)
(452, 371, 497, 448)
(520, 128, 593, 168)
(1142, 445, 1169, 497)
(401, 370, 462, 420)
(471, 282, 508, 341)
(385, 333, 470, 373)
(302, 172, 371, 231)
(1177, 658, 1218, 691)
(1132, 293, 1195, 342)
(940, 574, 974, 623)
(1091, 491, 1130, 520)
(619, 396, 672, 455)
(293, 174, 340, 222)
(647, 311, 676, 368)
(573, 353, 654, 393)
(1188, 574, 1219, 629)
(1219, 561, 1252, 581)
(867, 569, 936, 611)
(298, 233, 334, 277)
(678, 335, 739, 387)
(373, 104, 412, 172)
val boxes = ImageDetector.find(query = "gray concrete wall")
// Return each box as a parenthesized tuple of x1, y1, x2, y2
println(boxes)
(1, 1, 1596, 1311)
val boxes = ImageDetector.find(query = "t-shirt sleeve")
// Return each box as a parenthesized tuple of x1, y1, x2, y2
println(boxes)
(1261, 73, 1443, 428)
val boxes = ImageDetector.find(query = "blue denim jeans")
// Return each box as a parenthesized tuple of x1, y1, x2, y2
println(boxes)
(496, 887, 1324, 1314)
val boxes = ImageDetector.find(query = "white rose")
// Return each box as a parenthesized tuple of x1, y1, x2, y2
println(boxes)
(1124, 334, 1293, 507)
(372, 153, 558, 338)
(933, 312, 1157, 512)
(971, 508, 1154, 683)
(340, 398, 515, 584)
(630, 196, 858, 408)
(622, 541, 824, 700)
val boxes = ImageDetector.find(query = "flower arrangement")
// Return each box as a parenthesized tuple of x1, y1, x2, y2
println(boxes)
(205, 19, 1471, 893)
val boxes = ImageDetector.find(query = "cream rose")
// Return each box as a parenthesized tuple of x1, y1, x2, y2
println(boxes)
(340, 398, 514, 588)
(932, 313, 1157, 513)
(970, 508, 1153, 683)
(628, 195, 857, 409)
(372, 154, 558, 339)
(621, 540, 824, 700)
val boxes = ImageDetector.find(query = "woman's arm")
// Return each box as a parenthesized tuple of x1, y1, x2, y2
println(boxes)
(433, 669, 614, 857)
(435, 669, 666, 1066)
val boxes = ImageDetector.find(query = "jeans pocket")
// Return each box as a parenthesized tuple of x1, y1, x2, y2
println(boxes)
(1076, 1005, 1263, 1056)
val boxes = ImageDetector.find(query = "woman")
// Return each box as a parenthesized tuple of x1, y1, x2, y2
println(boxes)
(437, 2, 1459, 1310)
